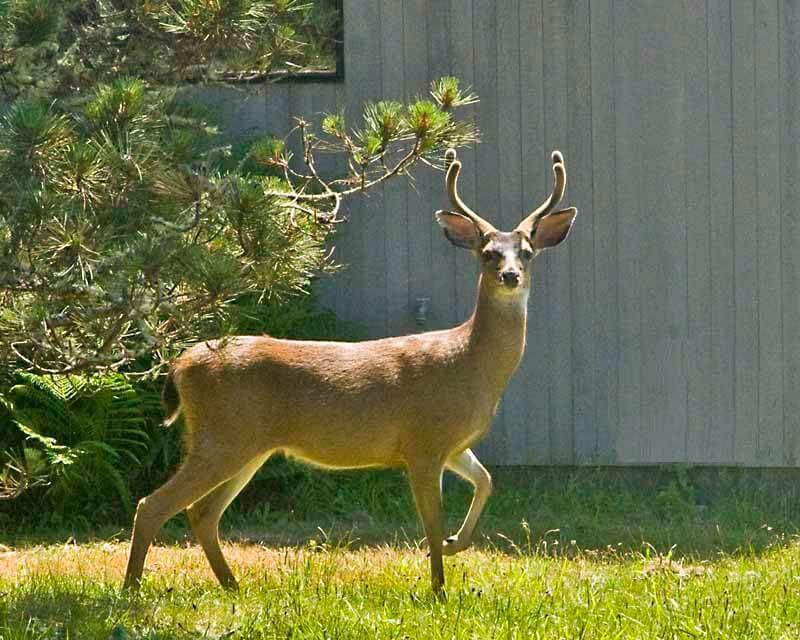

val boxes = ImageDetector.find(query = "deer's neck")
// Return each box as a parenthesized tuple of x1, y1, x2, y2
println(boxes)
(465, 275, 529, 391)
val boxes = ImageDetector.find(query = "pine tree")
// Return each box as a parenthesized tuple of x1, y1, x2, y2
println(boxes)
(0, 1, 480, 374)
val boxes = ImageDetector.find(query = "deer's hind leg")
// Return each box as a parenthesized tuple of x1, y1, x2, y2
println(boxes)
(123, 443, 265, 591)
(186, 454, 269, 589)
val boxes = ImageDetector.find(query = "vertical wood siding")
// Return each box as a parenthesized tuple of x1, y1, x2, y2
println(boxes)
(214, 0, 799, 466)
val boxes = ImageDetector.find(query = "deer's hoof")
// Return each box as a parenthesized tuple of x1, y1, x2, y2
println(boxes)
(442, 535, 468, 556)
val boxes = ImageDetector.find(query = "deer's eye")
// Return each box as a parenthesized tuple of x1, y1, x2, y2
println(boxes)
(482, 249, 500, 262)
(520, 247, 534, 261)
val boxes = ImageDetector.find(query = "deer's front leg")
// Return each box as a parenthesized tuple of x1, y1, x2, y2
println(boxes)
(407, 459, 446, 598)
(443, 448, 492, 556)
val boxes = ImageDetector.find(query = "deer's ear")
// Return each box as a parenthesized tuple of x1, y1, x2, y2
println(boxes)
(436, 211, 481, 249)
(533, 207, 578, 249)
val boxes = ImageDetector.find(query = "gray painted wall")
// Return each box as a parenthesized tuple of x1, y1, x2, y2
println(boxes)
(207, 0, 800, 467)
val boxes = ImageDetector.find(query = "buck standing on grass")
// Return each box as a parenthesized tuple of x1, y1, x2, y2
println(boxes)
(123, 148, 578, 597)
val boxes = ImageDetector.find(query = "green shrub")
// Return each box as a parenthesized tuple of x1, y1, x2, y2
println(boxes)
(229, 293, 362, 341)
(0, 372, 157, 522)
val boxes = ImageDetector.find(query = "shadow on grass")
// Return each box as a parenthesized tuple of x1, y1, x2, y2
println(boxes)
(1, 600, 199, 640)
(194, 464, 800, 561)
(0, 581, 191, 640)
(4, 466, 800, 561)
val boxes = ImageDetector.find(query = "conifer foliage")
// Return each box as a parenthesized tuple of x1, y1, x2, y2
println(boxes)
(0, 2, 480, 374)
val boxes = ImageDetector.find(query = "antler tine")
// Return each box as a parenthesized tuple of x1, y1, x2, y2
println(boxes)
(443, 149, 496, 236)
(516, 151, 567, 235)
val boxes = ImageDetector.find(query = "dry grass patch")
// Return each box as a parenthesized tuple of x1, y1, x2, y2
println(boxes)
(0, 539, 446, 587)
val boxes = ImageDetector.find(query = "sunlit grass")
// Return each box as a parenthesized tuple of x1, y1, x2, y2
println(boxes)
(3, 466, 800, 638)
(1, 535, 800, 639)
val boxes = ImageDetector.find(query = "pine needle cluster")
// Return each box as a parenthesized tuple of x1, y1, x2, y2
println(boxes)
(0, 73, 479, 374)
(0, 0, 342, 97)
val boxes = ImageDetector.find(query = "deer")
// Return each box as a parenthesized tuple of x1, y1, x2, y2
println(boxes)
(123, 148, 577, 597)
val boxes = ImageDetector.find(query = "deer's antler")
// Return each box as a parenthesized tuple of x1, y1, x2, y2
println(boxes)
(444, 149, 496, 236)
(516, 150, 567, 237)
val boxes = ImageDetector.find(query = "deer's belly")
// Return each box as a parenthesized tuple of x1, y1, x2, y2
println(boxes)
(282, 443, 401, 470)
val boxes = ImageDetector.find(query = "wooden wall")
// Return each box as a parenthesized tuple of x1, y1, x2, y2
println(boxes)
(207, 0, 800, 466)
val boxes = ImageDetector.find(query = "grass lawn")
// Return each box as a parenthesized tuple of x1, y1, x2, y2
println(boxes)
(2, 466, 800, 638)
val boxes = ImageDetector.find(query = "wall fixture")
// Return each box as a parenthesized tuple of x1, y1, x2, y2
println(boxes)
(415, 297, 430, 325)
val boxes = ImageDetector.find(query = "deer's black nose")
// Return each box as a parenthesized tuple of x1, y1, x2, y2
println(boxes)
(501, 271, 520, 287)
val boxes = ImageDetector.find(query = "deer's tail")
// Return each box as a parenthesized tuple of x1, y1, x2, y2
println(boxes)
(161, 367, 182, 427)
